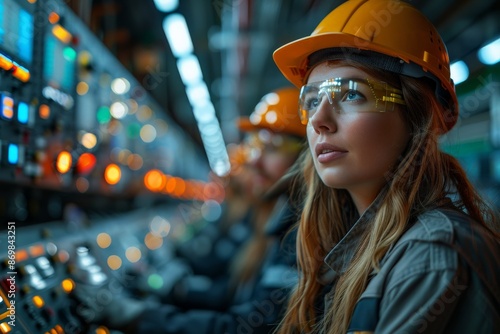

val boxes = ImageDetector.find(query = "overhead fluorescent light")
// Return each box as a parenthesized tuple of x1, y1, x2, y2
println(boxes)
(450, 60, 469, 85)
(186, 82, 210, 107)
(177, 55, 203, 86)
(163, 14, 193, 58)
(478, 37, 500, 65)
(153, 0, 178, 12)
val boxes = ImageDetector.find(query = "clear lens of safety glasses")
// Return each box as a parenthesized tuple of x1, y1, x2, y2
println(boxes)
(298, 78, 406, 125)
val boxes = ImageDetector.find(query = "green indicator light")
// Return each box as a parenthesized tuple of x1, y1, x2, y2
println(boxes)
(97, 106, 111, 124)
(127, 123, 141, 138)
(147, 274, 164, 290)
(63, 47, 77, 61)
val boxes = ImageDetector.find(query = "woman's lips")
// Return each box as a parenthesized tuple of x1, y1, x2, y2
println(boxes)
(315, 142, 347, 163)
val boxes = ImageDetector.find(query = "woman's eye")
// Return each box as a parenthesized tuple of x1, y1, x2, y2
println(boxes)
(304, 96, 320, 110)
(343, 90, 364, 101)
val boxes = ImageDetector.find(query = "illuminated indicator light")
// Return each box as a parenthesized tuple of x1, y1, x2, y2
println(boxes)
(81, 133, 97, 149)
(110, 101, 128, 119)
(137, 105, 152, 122)
(173, 178, 186, 197)
(107, 255, 122, 270)
(63, 47, 77, 61)
(0, 322, 11, 333)
(39, 104, 50, 119)
(140, 124, 157, 143)
(48, 12, 60, 24)
(52, 24, 72, 44)
(2, 96, 14, 120)
(12, 65, 30, 82)
(56, 151, 72, 174)
(128, 154, 143, 171)
(96, 233, 112, 249)
(144, 232, 163, 250)
(2, 96, 13, 108)
(104, 164, 121, 185)
(7, 144, 18, 165)
(147, 274, 164, 290)
(149, 216, 171, 237)
(57, 250, 70, 263)
(111, 78, 130, 95)
(29, 244, 45, 257)
(78, 50, 92, 66)
(61, 279, 75, 293)
(17, 102, 29, 124)
(128, 99, 138, 113)
(125, 247, 141, 263)
(0, 54, 13, 71)
(32, 295, 45, 308)
(126, 123, 141, 139)
(76, 153, 97, 175)
(76, 82, 89, 95)
(117, 149, 131, 164)
(165, 177, 176, 194)
(15, 249, 29, 262)
(144, 169, 165, 192)
(97, 106, 111, 124)
(95, 326, 110, 334)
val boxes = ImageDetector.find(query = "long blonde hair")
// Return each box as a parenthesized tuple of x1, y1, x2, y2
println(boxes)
(277, 60, 499, 334)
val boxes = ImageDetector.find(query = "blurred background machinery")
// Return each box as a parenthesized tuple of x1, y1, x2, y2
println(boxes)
(0, 0, 498, 333)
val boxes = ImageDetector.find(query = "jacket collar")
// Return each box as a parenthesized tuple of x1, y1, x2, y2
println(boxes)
(318, 187, 388, 284)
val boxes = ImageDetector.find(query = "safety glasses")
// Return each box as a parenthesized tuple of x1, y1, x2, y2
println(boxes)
(299, 77, 406, 125)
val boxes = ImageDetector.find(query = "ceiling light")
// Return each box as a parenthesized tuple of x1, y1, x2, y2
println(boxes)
(478, 37, 500, 65)
(177, 55, 203, 86)
(186, 82, 210, 107)
(450, 61, 469, 85)
(153, 0, 178, 12)
(163, 14, 193, 58)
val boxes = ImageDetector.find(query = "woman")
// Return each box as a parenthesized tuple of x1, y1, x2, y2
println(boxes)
(272, 0, 500, 333)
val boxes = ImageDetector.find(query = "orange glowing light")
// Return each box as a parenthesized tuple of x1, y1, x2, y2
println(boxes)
(0, 54, 13, 71)
(61, 278, 75, 293)
(56, 151, 72, 174)
(144, 169, 164, 192)
(173, 178, 186, 197)
(48, 12, 60, 24)
(76, 153, 97, 175)
(15, 249, 29, 262)
(144, 232, 163, 250)
(165, 177, 177, 194)
(39, 104, 50, 119)
(12, 66, 30, 82)
(29, 244, 45, 257)
(104, 164, 121, 185)
(52, 24, 72, 44)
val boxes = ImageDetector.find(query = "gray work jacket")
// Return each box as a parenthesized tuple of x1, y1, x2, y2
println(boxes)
(319, 201, 500, 334)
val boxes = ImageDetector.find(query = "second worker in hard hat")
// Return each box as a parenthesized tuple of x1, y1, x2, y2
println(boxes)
(272, 0, 500, 333)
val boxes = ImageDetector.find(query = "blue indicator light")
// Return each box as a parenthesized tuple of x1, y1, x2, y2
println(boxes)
(17, 102, 29, 124)
(8, 144, 18, 165)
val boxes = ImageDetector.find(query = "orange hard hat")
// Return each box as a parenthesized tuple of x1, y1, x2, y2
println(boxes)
(238, 87, 306, 137)
(273, 0, 458, 132)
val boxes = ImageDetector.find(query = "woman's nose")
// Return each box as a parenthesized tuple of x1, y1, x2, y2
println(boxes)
(309, 98, 337, 134)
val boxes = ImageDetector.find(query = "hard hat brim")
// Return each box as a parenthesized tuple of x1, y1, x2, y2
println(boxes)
(273, 32, 411, 88)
